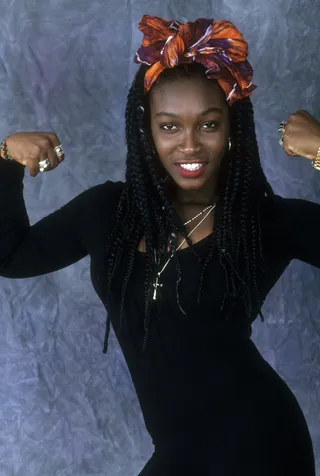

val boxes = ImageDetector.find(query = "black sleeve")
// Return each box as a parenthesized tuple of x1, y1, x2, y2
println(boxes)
(0, 158, 123, 278)
(277, 195, 320, 268)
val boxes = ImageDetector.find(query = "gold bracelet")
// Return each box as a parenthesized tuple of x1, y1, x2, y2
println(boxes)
(312, 145, 320, 171)
(0, 136, 14, 161)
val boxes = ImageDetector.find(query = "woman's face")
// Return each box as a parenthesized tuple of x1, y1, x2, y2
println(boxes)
(149, 75, 230, 198)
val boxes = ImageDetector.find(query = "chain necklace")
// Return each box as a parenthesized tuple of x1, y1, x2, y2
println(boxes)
(152, 203, 216, 300)
(183, 204, 213, 225)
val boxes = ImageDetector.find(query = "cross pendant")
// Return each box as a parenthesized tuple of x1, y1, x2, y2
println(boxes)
(152, 274, 163, 300)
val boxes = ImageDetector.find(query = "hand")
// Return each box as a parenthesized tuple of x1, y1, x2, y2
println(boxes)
(282, 110, 320, 161)
(3, 132, 64, 177)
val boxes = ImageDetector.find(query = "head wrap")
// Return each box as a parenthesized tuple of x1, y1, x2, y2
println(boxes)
(134, 15, 257, 105)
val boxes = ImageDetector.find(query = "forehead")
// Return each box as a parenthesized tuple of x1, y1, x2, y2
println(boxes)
(149, 77, 227, 115)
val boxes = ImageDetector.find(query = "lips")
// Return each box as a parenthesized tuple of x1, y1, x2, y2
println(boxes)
(175, 161, 208, 164)
(175, 162, 207, 178)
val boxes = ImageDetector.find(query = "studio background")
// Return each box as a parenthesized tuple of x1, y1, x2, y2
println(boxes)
(0, 1, 319, 475)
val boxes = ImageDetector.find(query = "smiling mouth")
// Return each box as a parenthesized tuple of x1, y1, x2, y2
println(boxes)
(175, 163, 208, 177)
(177, 163, 207, 170)
(174, 161, 208, 165)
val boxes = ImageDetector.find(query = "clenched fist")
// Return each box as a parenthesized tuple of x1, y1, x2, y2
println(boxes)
(1, 132, 64, 177)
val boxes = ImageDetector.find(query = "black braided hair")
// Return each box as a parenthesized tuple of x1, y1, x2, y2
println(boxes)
(102, 62, 276, 354)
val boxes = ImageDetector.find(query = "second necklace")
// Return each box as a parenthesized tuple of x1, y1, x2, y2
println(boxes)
(152, 203, 216, 300)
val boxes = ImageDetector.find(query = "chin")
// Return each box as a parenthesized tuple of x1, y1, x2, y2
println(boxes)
(173, 170, 211, 187)
(176, 178, 206, 188)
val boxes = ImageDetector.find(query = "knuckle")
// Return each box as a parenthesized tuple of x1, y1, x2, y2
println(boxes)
(47, 132, 59, 143)
(30, 144, 41, 156)
(39, 137, 51, 148)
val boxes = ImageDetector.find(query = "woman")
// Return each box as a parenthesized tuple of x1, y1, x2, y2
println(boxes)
(0, 14, 319, 476)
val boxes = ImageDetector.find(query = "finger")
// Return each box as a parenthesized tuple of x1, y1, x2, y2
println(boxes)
(39, 134, 61, 171)
(46, 146, 59, 170)
(31, 139, 56, 177)
(47, 132, 65, 163)
(25, 143, 43, 177)
(282, 135, 291, 156)
(36, 139, 57, 173)
(29, 167, 39, 178)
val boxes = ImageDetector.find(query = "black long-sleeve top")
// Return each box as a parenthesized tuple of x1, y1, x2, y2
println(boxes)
(1, 158, 320, 446)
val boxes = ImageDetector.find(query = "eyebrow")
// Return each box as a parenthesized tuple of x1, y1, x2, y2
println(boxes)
(153, 107, 223, 118)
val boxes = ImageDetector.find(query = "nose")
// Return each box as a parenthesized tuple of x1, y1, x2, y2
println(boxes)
(178, 131, 201, 155)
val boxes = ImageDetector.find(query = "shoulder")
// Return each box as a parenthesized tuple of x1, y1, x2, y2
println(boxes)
(259, 192, 320, 225)
(69, 179, 125, 230)
(79, 179, 125, 209)
(90, 179, 125, 204)
(259, 193, 320, 261)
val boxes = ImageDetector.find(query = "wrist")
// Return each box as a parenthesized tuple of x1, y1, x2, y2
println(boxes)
(312, 144, 320, 170)
(0, 136, 14, 161)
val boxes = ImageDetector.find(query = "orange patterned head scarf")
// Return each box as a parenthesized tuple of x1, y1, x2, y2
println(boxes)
(134, 15, 257, 106)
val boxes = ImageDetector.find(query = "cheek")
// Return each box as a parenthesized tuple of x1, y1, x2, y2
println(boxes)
(150, 126, 161, 149)
(202, 136, 227, 155)
(151, 131, 172, 156)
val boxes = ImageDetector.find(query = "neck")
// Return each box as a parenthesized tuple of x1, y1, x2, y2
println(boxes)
(168, 177, 219, 208)
(167, 187, 217, 231)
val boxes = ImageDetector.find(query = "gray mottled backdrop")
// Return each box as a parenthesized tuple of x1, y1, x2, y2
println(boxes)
(0, 1, 319, 475)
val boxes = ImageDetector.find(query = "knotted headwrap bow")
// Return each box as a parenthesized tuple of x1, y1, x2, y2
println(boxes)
(134, 15, 257, 106)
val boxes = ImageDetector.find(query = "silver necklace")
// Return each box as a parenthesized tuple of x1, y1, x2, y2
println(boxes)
(183, 204, 213, 225)
(152, 203, 216, 300)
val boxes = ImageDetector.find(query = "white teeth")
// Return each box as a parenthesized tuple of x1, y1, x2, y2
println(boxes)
(179, 163, 204, 171)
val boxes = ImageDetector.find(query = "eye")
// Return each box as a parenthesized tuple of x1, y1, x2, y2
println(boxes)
(161, 124, 178, 131)
(203, 121, 219, 130)
(160, 121, 219, 132)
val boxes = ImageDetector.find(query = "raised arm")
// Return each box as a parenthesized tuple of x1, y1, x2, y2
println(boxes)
(0, 158, 122, 278)
(276, 195, 320, 269)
